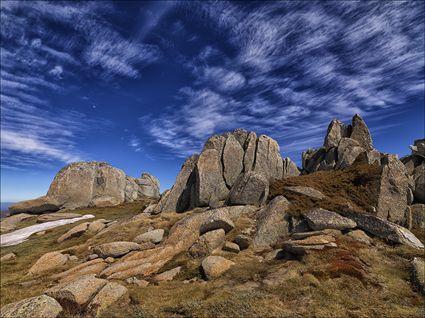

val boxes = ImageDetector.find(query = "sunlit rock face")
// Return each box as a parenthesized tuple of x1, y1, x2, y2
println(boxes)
(9, 162, 160, 214)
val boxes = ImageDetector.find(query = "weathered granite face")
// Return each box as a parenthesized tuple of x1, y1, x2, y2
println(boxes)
(9, 162, 160, 214)
(153, 129, 291, 213)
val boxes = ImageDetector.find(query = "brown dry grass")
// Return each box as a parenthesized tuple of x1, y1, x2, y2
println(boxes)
(269, 161, 382, 216)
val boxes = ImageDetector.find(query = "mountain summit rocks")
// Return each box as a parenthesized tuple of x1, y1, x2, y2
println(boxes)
(9, 162, 160, 214)
(153, 129, 299, 213)
(303, 114, 380, 173)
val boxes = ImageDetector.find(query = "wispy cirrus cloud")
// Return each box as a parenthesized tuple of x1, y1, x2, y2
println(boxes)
(141, 1, 424, 161)
(1, 0, 162, 170)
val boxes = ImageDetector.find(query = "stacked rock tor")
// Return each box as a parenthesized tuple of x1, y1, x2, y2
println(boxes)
(302, 114, 381, 173)
(153, 129, 299, 213)
(401, 139, 425, 204)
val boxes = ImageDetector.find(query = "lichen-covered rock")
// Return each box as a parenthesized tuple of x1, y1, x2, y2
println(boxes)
(254, 196, 290, 248)
(45, 275, 108, 313)
(350, 114, 373, 150)
(201, 256, 235, 280)
(253, 135, 283, 182)
(304, 208, 357, 230)
(29, 251, 69, 275)
(0, 295, 62, 318)
(87, 282, 129, 317)
(410, 204, 425, 229)
(154, 266, 182, 282)
(50, 259, 107, 284)
(324, 119, 351, 149)
(347, 229, 372, 245)
(227, 171, 269, 206)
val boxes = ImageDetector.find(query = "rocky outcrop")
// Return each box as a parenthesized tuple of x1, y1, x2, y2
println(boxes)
(0, 295, 62, 318)
(407, 204, 425, 230)
(50, 259, 107, 284)
(401, 139, 425, 203)
(153, 129, 291, 213)
(9, 162, 160, 214)
(302, 114, 380, 173)
(200, 208, 235, 234)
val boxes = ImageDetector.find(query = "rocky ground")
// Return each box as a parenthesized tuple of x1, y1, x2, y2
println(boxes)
(1, 115, 424, 318)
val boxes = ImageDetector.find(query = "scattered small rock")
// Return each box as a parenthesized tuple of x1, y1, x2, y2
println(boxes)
(126, 277, 149, 287)
(105, 257, 115, 263)
(93, 241, 141, 258)
(88, 254, 99, 260)
(155, 266, 182, 282)
(233, 234, 251, 250)
(222, 241, 240, 253)
(133, 229, 164, 244)
(201, 256, 235, 280)
(1, 253, 16, 262)
(68, 255, 78, 261)
(347, 229, 372, 245)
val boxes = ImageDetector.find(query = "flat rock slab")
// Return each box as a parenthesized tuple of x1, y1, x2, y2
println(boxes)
(50, 259, 107, 284)
(291, 229, 341, 240)
(1, 213, 36, 233)
(57, 222, 90, 243)
(0, 295, 62, 318)
(45, 275, 108, 313)
(304, 208, 357, 231)
(201, 256, 235, 280)
(283, 186, 326, 200)
(155, 266, 182, 282)
(93, 241, 141, 258)
(343, 212, 424, 249)
(200, 208, 235, 235)
(87, 282, 129, 317)
(29, 251, 69, 276)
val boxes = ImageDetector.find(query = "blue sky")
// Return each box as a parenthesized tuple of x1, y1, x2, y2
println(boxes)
(1, 1, 424, 202)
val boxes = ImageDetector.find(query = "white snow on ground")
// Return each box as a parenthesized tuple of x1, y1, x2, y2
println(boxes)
(0, 214, 95, 246)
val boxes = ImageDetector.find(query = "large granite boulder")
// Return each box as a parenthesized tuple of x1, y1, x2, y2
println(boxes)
(153, 129, 290, 213)
(254, 196, 290, 248)
(376, 155, 410, 224)
(226, 171, 269, 206)
(0, 295, 62, 318)
(9, 162, 160, 214)
(302, 114, 381, 173)
(303, 208, 357, 230)
(28, 251, 69, 275)
(201, 256, 235, 280)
